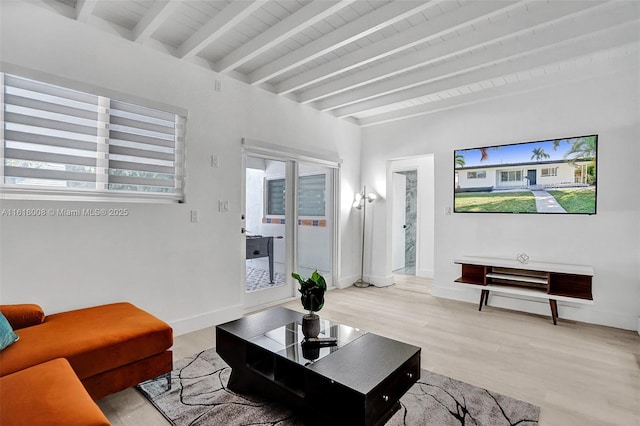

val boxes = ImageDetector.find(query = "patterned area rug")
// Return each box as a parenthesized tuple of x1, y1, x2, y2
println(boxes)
(138, 349, 540, 426)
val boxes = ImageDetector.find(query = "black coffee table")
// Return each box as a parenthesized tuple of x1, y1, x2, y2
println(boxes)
(216, 307, 421, 426)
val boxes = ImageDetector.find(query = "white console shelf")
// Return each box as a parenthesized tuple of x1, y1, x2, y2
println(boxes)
(454, 256, 594, 325)
(485, 273, 548, 285)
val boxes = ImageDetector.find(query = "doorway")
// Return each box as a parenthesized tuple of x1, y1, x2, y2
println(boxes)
(388, 155, 434, 280)
(244, 156, 292, 309)
(242, 142, 338, 312)
(245, 156, 287, 292)
(392, 171, 417, 275)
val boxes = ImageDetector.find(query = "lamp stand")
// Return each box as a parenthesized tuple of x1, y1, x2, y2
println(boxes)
(354, 186, 371, 288)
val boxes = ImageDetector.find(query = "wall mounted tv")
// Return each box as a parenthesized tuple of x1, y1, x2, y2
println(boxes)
(454, 135, 597, 215)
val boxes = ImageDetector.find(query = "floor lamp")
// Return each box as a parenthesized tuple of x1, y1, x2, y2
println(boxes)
(353, 185, 377, 288)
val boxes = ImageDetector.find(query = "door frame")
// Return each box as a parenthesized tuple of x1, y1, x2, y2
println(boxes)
(391, 172, 407, 272)
(387, 155, 435, 279)
(241, 138, 341, 312)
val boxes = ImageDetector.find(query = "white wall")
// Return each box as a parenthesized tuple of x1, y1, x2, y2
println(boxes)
(0, 2, 362, 334)
(362, 60, 640, 330)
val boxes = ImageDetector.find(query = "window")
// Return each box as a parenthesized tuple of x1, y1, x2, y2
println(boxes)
(500, 170, 522, 182)
(297, 174, 325, 216)
(467, 171, 486, 179)
(541, 167, 558, 177)
(267, 178, 286, 215)
(1, 73, 185, 202)
(266, 174, 326, 216)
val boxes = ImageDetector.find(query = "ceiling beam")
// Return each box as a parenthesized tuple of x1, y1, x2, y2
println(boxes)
(75, 0, 98, 22)
(278, 0, 523, 96)
(216, 0, 355, 73)
(78, 12, 133, 40)
(132, 0, 181, 42)
(31, 0, 76, 19)
(322, 5, 638, 112)
(248, 0, 438, 86)
(358, 49, 638, 127)
(332, 22, 639, 119)
(299, 0, 606, 104)
(176, 0, 263, 60)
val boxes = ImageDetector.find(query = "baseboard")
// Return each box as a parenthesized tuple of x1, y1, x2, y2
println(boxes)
(243, 296, 298, 316)
(337, 273, 394, 288)
(336, 274, 360, 289)
(170, 304, 243, 336)
(416, 268, 433, 279)
(433, 282, 638, 331)
(370, 274, 394, 287)
(340, 271, 431, 288)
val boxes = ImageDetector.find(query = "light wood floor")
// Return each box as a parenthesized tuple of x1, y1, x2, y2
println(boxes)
(98, 276, 640, 426)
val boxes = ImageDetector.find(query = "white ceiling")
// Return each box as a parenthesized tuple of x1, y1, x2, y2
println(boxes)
(38, 0, 640, 127)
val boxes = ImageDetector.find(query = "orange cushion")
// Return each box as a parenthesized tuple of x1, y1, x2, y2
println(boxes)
(0, 302, 172, 379)
(0, 304, 45, 330)
(0, 358, 110, 425)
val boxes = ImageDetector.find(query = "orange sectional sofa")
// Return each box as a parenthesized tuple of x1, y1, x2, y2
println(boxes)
(0, 358, 111, 426)
(0, 302, 173, 424)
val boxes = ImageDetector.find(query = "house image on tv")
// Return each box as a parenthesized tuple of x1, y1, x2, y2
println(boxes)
(455, 159, 593, 192)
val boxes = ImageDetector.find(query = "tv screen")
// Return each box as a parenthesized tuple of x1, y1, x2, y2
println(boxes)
(454, 135, 597, 214)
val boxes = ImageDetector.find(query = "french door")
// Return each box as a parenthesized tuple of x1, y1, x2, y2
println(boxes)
(241, 141, 338, 312)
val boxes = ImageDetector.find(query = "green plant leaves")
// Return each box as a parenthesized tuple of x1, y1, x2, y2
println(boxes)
(292, 270, 326, 314)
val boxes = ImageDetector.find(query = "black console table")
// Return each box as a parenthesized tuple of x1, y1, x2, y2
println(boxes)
(246, 235, 274, 283)
(216, 307, 421, 426)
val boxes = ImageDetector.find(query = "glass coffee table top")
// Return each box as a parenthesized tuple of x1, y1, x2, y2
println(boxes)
(248, 318, 367, 365)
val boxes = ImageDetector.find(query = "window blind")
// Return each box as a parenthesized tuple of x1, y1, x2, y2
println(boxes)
(267, 178, 286, 215)
(298, 174, 325, 216)
(3, 74, 101, 189)
(1, 73, 185, 202)
(108, 100, 183, 195)
(266, 174, 326, 217)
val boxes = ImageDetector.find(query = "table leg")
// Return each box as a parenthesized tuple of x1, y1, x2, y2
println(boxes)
(549, 299, 558, 325)
(479, 289, 489, 311)
(372, 401, 401, 426)
(226, 368, 252, 393)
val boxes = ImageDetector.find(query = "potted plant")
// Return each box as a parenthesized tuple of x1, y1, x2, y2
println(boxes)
(292, 270, 326, 338)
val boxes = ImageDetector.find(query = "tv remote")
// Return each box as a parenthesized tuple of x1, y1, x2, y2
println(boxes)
(303, 337, 337, 346)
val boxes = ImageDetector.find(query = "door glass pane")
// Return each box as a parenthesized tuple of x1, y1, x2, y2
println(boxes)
(245, 157, 287, 292)
(296, 163, 333, 285)
(298, 174, 326, 216)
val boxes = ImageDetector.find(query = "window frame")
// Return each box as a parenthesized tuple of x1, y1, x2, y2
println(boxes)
(500, 170, 522, 182)
(467, 170, 486, 179)
(0, 70, 187, 203)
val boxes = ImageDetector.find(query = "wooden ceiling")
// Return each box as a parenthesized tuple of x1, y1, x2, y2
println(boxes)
(40, 0, 639, 126)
